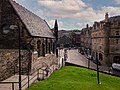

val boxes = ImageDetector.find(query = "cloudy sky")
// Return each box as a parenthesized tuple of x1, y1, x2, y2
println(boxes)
(14, 0, 120, 30)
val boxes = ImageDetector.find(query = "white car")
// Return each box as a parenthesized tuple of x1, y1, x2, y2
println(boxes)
(112, 63, 120, 71)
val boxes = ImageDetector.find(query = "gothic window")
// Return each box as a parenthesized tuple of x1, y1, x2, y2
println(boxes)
(37, 40, 41, 57)
(116, 31, 119, 35)
(45, 38, 48, 53)
(42, 43, 45, 57)
(49, 43, 51, 54)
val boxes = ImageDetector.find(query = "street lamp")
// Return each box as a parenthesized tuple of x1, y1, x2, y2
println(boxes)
(10, 24, 22, 90)
(96, 53, 100, 84)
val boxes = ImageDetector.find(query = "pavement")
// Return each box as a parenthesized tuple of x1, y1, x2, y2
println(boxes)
(61, 48, 120, 76)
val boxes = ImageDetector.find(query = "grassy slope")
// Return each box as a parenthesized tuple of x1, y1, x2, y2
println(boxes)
(27, 66, 120, 90)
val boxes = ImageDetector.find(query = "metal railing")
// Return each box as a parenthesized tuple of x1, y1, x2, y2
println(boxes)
(22, 62, 56, 89)
(0, 82, 19, 90)
(0, 63, 57, 90)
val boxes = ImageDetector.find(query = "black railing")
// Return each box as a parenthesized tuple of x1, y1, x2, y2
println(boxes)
(0, 82, 19, 90)
(0, 64, 57, 90)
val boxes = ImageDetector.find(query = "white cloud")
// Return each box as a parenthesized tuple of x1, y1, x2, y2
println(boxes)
(37, 0, 87, 12)
(114, 0, 120, 4)
(47, 20, 64, 30)
(15, 0, 120, 30)
(37, 0, 120, 22)
(100, 6, 120, 16)
(37, 0, 88, 18)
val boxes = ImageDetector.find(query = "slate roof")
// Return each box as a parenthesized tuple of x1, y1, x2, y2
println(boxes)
(109, 16, 120, 23)
(9, 0, 55, 38)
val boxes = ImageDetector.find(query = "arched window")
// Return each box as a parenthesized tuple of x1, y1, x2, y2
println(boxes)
(37, 40, 41, 57)
(42, 43, 45, 57)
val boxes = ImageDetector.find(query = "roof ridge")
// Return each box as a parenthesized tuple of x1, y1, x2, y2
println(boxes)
(8, 0, 55, 38)
(9, 0, 44, 21)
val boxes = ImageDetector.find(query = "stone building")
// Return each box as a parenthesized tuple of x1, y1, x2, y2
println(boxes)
(58, 30, 72, 47)
(71, 31, 81, 47)
(58, 30, 81, 48)
(0, 0, 58, 80)
(80, 24, 92, 55)
(91, 13, 120, 65)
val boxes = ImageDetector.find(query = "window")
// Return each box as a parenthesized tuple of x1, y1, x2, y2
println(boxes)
(116, 39, 119, 44)
(116, 31, 119, 35)
(1, 24, 10, 34)
(37, 40, 41, 57)
(116, 48, 119, 51)
(45, 38, 48, 53)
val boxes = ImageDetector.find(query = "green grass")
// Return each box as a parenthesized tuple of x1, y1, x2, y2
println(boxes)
(27, 66, 120, 90)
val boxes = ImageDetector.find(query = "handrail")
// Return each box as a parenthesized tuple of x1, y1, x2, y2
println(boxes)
(0, 82, 19, 84)
(0, 81, 19, 90)
(0, 64, 56, 90)
(21, 66, 48, 89)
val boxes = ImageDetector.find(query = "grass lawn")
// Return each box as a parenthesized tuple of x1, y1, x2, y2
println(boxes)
(27, 66, 120, 90)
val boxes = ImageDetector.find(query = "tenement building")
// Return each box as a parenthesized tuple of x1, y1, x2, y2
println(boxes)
(91, 13, 120, 65)
(80, 24, 92, 56)
(0, 0, 58, 80)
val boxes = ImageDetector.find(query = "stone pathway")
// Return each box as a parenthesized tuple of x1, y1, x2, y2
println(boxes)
(0, 64, 58, 90)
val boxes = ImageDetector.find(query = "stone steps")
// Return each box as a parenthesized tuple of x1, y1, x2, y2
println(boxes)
(0, 64, 58, 90)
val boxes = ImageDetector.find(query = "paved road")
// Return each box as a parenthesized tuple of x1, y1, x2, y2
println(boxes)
(60, 49, 120, 76)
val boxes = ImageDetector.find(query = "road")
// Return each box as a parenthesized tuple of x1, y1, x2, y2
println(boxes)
(59, 48, 120, 76)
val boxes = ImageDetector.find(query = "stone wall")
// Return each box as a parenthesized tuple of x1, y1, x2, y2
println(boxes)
(31, 52, 58, 72)
(0, 49, 58, 81)
(0, 49, 31, 81)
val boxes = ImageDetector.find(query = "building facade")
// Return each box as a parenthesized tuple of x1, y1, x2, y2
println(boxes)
(0, 0, 58, 80)
(80, 24, 92, 55)
(91, 13, 120, 65)
(71, 31, 81, 47)
(58, 30, 81, 48)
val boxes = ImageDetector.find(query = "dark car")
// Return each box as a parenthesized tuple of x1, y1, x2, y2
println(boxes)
(93, 60, 101, 66)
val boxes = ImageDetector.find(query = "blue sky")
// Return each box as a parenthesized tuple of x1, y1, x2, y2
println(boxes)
(15, 0, 120, 30)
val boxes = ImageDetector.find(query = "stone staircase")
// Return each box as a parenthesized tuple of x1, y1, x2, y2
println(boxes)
(0, 64, 58, 90)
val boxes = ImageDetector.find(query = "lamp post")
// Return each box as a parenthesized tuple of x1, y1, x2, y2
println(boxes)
(10, 25, 22, 90)
(96, 53, 100, 84)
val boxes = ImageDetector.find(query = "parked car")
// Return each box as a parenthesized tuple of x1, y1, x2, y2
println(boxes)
(112, 63, 120, 71)
(93, 60, 101, 66)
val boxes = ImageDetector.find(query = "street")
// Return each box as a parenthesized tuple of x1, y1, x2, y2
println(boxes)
(59, 48, 120, 76)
